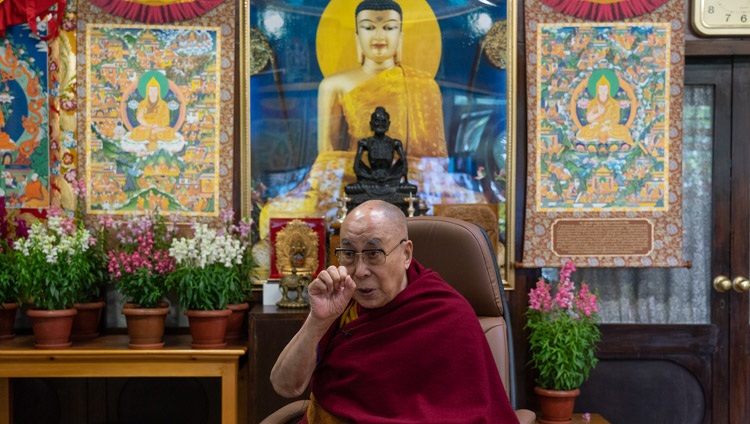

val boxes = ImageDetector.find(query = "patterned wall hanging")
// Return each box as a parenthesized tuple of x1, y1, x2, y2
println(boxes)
(522, 0, 687, 268)
(0, 24, 51, 210)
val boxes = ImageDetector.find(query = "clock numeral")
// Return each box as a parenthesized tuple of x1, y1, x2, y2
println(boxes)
(708, 5, 714, 14)
(742, 14, 748, 23)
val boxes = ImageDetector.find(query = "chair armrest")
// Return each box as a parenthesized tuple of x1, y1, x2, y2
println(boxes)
(259, 400, 309, 424)
(515, 409, 536, 424)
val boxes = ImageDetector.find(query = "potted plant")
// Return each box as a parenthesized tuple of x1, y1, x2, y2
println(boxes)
(167, 218, 246, 348)
(0, 199, 26, 339)
(71, 216, 111, 341)
(525, 260, 601, 423)
(13, 209, 97, 349)
(221, 210, 256, 341)
(107, 213, 176, 349)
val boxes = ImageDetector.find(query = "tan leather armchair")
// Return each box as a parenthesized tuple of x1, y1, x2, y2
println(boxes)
(261, 216, 534, 424)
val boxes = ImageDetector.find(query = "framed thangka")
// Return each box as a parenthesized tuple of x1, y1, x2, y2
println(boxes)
(242, 0, 518, 288)
(84, 24, 223, 216)
(0, 24, 50, 209)
(83, 0, 241, 217)
(522, 0, 687, 268)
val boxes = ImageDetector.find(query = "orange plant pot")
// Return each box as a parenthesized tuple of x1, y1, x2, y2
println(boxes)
(185, 309, 231, 349)
(27, 308, 78, 349)
(71, 300, 106, 340)
(0, 302, 19, 340)
(534, 387, 580, 424)
(225, 302, 250, 341)
(122, 304, 170, 349)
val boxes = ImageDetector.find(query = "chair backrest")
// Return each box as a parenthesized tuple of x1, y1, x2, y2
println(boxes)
(406, 215, 517, 408)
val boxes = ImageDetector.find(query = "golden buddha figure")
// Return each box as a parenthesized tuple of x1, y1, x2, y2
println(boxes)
(130, 74, 177, 143)
(575, 70, 634, 150)
(317, 0, 447, 158)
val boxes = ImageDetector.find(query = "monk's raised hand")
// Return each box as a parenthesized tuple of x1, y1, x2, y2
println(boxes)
(308, 265, 356, 322)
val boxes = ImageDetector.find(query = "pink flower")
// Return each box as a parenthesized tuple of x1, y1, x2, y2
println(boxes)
(48, 206, 63, 218)
(576, 283, 599, 317)
(555, 278, 575, 310)
(529, 278, 554, 312)
(528, 261, 599, 318)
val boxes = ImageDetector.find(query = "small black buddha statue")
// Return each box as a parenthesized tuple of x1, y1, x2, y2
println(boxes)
(344, 106, 420, 216)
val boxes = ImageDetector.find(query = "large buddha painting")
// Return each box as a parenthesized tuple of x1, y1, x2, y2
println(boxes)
(242, 0, 517, 287)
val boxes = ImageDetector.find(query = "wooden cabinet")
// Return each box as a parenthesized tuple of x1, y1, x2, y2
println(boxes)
(247, 305, 309, 424)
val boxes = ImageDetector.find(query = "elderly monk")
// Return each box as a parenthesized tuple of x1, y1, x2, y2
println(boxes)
(270, 200, 519, 423)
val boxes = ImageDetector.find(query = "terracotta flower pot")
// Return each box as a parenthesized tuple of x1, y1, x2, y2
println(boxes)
(185, 309, 231, 349)
(535, 387, 580, 424)
(0, 302, 19, 340)
(71, 300, 106, 340)
(225, 302, 250, 341)
(122, 303, 170, 349)
(26, 308, 78, 349)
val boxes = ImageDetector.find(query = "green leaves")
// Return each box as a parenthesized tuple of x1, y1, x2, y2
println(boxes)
(167, 263, 240, 311)
(525, 310, 601, 391)
(0, 242, 20, 304)
(15, 248, 91, 310)
(116, 267, 169, 309)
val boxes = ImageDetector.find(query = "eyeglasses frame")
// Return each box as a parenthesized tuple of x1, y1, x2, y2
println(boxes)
(334, 239, 407, 267)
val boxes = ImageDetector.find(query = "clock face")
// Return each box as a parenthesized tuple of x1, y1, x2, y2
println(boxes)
(694, 0, 750, 36)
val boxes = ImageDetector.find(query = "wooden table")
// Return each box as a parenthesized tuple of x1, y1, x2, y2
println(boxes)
(0, 334, 247, 424)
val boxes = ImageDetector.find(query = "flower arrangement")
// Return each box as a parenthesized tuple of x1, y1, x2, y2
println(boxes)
(525, 261, 601, 391)
(0, 198, 27, 305)
(106, 214, 176, 308)
(167, 211, 254, 311)
(13, 208, 97, 311)
(70, 177, 109, 303)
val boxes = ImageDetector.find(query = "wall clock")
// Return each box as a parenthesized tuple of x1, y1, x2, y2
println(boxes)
(693, 0, 750, 36)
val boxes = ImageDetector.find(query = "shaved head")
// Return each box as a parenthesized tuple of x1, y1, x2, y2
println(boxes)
(343, 200, 407, 239)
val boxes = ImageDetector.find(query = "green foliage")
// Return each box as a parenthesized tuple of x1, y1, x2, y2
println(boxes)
(116, 267, 170, 309)
(525, 309, 601, 391)
(15, 223, 93, 310)
(166, 215, 256, 310)
(233, 248, 256, 305)
(0, 241, 20, 304)
(168, 263, 239, 311)
(525, 261, 601, 391)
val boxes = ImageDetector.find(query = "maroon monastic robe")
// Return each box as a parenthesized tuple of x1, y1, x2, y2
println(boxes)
(302, 260, 519, 424)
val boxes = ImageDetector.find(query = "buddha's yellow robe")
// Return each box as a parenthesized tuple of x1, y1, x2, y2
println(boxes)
(130, 99, 176, 142)
(337, 65, 447, 158)
(577, 97, 633, 146)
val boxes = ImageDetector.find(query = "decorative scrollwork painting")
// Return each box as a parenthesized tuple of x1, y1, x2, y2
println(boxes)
(522, 0, 687, 268)
(78, 0, 235, 218)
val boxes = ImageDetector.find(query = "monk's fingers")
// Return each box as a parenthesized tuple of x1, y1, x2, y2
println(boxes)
(343, 274, 357, 293)
(311, 266, 346, 295)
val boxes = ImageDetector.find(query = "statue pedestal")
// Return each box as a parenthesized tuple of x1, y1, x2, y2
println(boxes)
(345, 192, 420, 217)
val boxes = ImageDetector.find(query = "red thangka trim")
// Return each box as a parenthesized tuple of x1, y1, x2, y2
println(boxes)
(539, 0, 670, 21)
(89, 0, 225, 24)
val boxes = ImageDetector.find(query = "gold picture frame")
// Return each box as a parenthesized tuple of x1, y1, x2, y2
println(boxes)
(241, 0, 517, 290)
